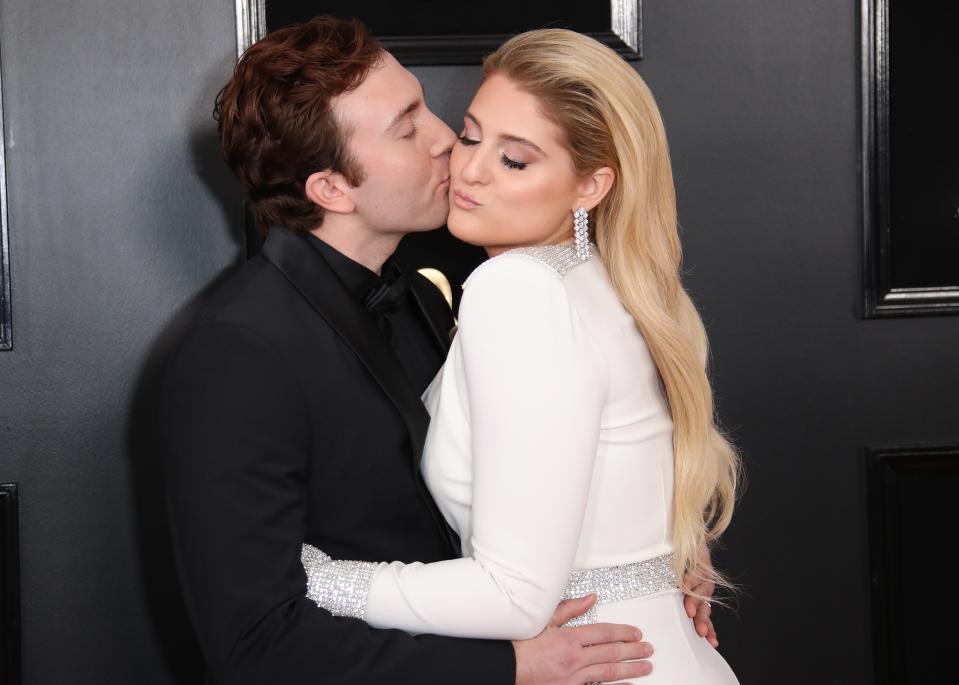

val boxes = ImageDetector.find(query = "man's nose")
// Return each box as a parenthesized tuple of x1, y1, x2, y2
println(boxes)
(429, 115, 457, 158)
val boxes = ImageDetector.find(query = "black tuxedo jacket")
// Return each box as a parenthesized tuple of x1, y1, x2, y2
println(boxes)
(160, 226, 514, 684)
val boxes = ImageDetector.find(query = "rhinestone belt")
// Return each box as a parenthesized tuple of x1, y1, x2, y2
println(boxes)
(303, 545, 678, 626)
(561, 553, 678, 627)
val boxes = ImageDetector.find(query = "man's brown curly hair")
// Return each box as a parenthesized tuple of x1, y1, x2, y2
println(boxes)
(214, 16, 383, 233)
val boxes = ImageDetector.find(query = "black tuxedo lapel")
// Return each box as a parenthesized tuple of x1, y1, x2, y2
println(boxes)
(261, 227, 430, 455)
(261, 227, 459, 556)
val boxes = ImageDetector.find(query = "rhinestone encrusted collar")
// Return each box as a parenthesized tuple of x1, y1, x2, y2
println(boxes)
(463, 243, 595, 289)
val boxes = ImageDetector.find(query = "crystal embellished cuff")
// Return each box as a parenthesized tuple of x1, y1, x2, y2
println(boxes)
(301, 543, 378, 620)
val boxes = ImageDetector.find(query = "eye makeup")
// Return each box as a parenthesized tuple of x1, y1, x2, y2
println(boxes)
(458, 134, 529, 170)
(500, 154, 527, 170)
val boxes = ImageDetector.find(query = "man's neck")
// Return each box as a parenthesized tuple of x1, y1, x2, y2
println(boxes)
(309, 219, 402, 275)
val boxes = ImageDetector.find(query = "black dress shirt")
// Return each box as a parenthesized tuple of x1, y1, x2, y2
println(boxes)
(307, 234, 446, 395)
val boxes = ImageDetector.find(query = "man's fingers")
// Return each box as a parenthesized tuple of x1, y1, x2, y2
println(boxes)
(568, 621, 642, 647)
(548, 594, 597, 627)
(697, 578, 716, 598)
(700, 619, 718, 647)
(580, 659, 653, 682)
(694, 602, 711, 637)
(693, 604, 720, 647)
(684, 590, 713, 617)
(682, 567, 715, 618)
(686, 577, 716, 599)
(705, 618, 719, 648)
(582, 639, 654, 665)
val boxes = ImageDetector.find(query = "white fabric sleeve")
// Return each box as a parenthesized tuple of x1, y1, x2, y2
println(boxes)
(363, 255, 608, 639)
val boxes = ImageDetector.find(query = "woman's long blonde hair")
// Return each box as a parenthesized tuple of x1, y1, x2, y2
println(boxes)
(484, 30, 740, 591)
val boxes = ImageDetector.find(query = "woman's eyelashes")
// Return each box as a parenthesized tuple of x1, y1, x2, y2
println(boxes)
(500, 154, 527, 170)
(457, 134, 528, 170)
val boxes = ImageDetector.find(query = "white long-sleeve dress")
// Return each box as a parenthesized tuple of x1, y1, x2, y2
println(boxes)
(308, 245, 738, 683)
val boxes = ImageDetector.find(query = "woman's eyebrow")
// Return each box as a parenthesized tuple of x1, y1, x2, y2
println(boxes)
(464, 112, 547, 156)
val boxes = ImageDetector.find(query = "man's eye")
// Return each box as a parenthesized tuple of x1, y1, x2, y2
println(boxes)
(402, 124, 417, 139)
(457, 135, 479, 146)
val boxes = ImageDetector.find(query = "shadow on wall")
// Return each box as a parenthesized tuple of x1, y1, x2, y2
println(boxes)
(189, 93, 248, 259)
(125, 277, 227, 683)
(125, 58, 247, 683)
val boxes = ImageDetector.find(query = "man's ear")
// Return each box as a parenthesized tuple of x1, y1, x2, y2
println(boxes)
(573, 166, 615, 213)
(304, 170, 356, 214)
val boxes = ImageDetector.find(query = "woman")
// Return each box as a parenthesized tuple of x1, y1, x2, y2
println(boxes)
(302, 29, 740, 682)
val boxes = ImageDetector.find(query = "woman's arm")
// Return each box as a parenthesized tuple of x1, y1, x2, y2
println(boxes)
(305, 255, 607, 639)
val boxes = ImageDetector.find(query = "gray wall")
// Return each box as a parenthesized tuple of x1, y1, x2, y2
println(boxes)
(0, 1, 955, 683)
(0, 0, 242, 682)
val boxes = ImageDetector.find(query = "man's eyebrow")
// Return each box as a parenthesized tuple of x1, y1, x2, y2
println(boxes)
(386, 100, 420, 134)
(386, 82, 427, 134)
(465, 112, 547, 156)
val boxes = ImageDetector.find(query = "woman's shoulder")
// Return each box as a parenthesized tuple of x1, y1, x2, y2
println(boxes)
(462, 244, 596, 293)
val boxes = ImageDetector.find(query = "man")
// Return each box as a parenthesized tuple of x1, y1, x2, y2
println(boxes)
(161, 16, 714, 685)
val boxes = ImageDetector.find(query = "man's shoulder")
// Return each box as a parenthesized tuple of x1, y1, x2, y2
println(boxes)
(164, 255, 325, 391)
(193, 253, 306, 334)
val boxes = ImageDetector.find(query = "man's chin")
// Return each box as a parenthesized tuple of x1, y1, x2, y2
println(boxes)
(404, 208, 451, 234)
(407, 222, 447, 233)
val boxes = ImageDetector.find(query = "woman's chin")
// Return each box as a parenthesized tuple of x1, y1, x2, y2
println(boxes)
(447, 215, 488, 248)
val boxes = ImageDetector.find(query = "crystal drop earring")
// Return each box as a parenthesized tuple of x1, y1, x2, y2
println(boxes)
(573, 206, 590, 261)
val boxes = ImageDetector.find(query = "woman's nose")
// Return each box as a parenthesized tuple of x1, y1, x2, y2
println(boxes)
(456, 145, 489, 185)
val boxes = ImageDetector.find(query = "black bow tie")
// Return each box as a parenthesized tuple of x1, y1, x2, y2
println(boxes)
(364, 270, 412, 314)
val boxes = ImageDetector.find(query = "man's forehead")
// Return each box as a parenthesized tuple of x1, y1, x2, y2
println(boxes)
(332, 53, 422, 131)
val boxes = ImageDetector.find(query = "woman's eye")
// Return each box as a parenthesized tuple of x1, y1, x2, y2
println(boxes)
(500, 153, 527, 170)
(457, 134, 480, 146)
